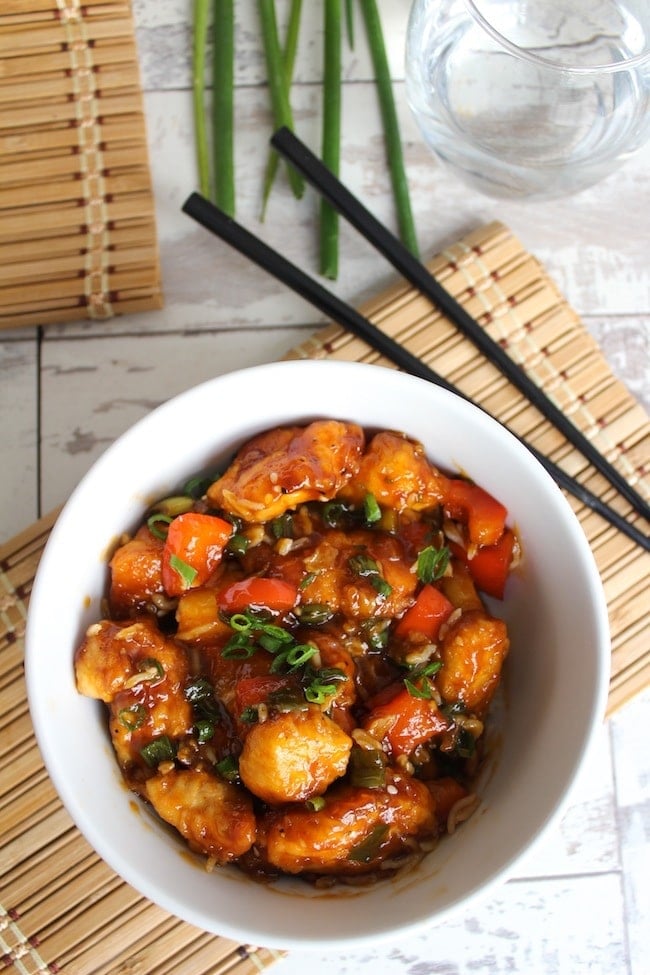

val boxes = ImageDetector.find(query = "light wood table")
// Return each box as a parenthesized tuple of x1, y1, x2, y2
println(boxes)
(1, 3, 648, 972)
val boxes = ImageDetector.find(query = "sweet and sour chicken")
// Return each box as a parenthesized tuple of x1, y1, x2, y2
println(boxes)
(75, 420, 516, 883)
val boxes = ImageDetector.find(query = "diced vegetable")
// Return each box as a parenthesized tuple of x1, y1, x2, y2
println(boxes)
(450, 528, 516, 600)
(442, 479, 507, 547)
(161, 512, 233, 596)
(394, 584, 454, 642)
(363, 684, 448, 757)
(219, 576, 298, 614)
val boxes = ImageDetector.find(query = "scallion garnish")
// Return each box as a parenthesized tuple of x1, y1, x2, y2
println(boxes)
(147, 513, 172, 541)
(404, 660, 442, 699)
(169, 553, 198, 589)
(216, 755, 240, 782)
(299, 571, 317, 590)
(417, 545, 451, 583)
(138, 657, 164, 679)
(118, 704, 147, 731)
(140, 736, 176, 768)
(348, 745, 386, 789)
(305, 795, 326, 812)
(270, 512, 294, 539)
(319, 0, 342, 279)
(363, 492, 382, 524)
(348, 823, 389, 863)
(348, 553, 392, 597)
(221, 634, 257, 659)
(240, 705, 259, 724)
(226, 534, 250, 556)
(296, 603, 334, 626)
(195, 718, 215, 744)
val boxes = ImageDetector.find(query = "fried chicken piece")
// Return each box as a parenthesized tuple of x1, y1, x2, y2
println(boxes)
(207, 420, 365, 522)
(339, 431, 446, 512)
(436, 609, 509, 714)
(238, 707, 353, 804)
(145, 768, 256, 863)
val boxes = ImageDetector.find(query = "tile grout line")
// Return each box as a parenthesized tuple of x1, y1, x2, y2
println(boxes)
(607, 719, 634, 975)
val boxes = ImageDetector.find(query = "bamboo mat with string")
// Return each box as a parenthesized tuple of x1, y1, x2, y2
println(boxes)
(1, 221, 648, 975)
(0, 0, 163, 329)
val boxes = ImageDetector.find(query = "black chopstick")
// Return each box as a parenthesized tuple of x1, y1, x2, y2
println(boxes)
(271, 126, 650, 526)
(182, 192, 649, 553)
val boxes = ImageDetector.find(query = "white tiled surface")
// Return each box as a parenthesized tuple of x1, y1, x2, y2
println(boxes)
(1, 3, 648, 972)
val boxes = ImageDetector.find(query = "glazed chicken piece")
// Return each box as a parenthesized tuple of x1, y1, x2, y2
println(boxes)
(238, 706, 353, 803)
(108, 527, 164, 618)
(259, 769, 437, 875)
(338, 431, 446, 512)
(297, 528, 418, 620)
(207, 420, 365, 522)
(145, 768, 256, 863)
(75, 617, 193, 768)
(436, 609, 509, 714)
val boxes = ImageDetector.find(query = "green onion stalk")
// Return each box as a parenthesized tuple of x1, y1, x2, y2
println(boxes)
(258, 0, 305, 200)
(212, 0, 236, 215)
(319, 0, 342, 279)
(360, 0, 419, 257)
(260, 0, 303, 219)
(192, 0, 211, 196)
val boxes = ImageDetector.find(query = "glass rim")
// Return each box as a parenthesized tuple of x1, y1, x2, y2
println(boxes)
(465, 0, 650, 73)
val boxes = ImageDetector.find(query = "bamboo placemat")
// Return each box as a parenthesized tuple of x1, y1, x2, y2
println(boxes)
(1, 221, 648, 974)
(0, 0, 163, 329)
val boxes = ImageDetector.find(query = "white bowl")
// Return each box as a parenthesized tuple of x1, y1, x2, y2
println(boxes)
(25, 359, 610, 950)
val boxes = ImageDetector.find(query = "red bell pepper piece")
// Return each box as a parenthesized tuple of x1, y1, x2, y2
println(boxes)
(394, 584, 454, 642)
(219, 576, 298, 614)
(363, 683, 449, 757)
(161, 512, 233, 596)
(234, 674, 293, 714)
(443, 478, 507, 547)
(450, 528, 516, 600)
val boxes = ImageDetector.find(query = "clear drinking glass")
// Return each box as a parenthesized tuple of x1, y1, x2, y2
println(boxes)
(405, 0, 650, 199)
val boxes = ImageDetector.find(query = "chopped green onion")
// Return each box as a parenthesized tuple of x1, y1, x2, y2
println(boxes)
(212, 0, 236, 215)
(305, 795, 326, 811)
(404, 677, 434, 700)
(261, 0, 303, 218)
(303, 666, 345, 703)
(216, 755, 240, 781)
(185, 677, 215, 704)
(195, 718, 215, 744)
(240, 705, 259, 724)
(360, 0, 419, 256)
(319, 0, 342, 279)
(226, 534, 250, 556)
(404, 662, 441, 698)
(140, 736, 176, 768)
(118, 704, 147, 731)
(363, 492, 382, 524)
(270, 512, 294, 539)
(361, 618, 390, 650)
(147, 513, 172, 541)
(192, 0, 211, 196)
(296, 603, 334, 625)
(258, 0, 305, 200)
(417, 545, 450, 583)
(138, 657, 164, 679)
(169, 554, 198, 589)
(221, 634, 256, 659)
(349, 553, 392, 597)
(299, 571, 317, 590)
(455, 727, 476, 758)
(348, 745, 386, 789)
(183, 471, 220, 498)
(348, 823, 389, 863)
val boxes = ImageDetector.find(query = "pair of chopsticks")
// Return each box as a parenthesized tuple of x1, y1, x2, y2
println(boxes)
(182, 135, 650, 554)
